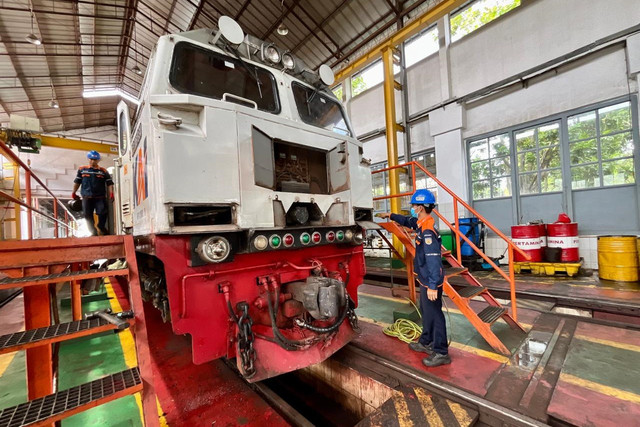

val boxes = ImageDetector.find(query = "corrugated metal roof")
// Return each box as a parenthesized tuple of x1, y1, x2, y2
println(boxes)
(0, 0, 440, 133)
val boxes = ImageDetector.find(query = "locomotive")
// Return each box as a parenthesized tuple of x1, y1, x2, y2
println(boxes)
(114, 17, 373, 381)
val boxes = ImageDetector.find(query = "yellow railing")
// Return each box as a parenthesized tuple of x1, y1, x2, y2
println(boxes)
(0, 138, 75, 240)
(372, 161, 530, 322)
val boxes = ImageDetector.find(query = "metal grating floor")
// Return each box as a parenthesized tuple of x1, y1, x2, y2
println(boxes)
(0, 368, 141, 427)
(457, 286, 486, 299)
(0, 318, 110, 351)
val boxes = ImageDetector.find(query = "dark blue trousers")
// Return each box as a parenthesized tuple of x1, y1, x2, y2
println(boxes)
(82, 197, 109, 236)
(418, 285, 448, 355)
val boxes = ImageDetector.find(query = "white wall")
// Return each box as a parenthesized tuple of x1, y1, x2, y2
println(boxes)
(347, 0, 640, 269)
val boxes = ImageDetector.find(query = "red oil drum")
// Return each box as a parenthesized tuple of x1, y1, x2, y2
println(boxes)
(511, 225, 542, 262)
(547, 223, 579, 262)
(537, 224, 547, 248)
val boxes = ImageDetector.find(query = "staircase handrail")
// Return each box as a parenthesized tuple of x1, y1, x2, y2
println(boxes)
(372, 160, 529, 322)
(0, 138, 74, 238)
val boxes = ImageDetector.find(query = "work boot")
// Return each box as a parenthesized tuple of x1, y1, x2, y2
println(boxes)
(422, 353, 451, 367)
(409, 341, 433, 354)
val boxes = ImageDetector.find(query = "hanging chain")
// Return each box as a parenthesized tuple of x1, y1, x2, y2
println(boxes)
(347, 297, 359, 331)
(236, 302, 257, 379)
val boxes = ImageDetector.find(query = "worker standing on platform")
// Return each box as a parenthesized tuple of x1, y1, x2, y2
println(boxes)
(378, 189, 450, 367)
(72, 150, 114, 236)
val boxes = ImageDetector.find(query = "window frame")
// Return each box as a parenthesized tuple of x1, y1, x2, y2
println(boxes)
(466, 95, 639, 229)
(468, 132, 513, 201)
(168, 41, 281, 114)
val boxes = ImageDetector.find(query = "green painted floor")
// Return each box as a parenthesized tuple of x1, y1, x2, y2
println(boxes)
(0, 291, 142, 427)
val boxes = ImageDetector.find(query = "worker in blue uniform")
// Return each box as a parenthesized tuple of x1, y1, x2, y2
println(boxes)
(378, 189, 450, 367)
(72, 150, 114, 236)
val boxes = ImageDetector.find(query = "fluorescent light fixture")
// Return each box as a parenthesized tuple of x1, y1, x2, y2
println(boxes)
(25, 33, 42, 45)
(82, 89, 140, 105)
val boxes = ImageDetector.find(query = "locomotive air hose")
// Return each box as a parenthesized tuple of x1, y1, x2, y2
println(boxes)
(265, 287, 310, 350)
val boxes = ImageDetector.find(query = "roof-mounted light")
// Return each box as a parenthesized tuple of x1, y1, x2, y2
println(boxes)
(262, 43, 281, 64)
(282, 52, 295, 70)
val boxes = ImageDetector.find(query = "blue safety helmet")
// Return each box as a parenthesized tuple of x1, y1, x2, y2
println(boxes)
(410, 189, 436, 206)
(87, 150, 101, 160)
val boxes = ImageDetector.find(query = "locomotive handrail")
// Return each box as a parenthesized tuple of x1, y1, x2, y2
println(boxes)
(0, 138, 74, 239)
(372, 160, 529, 322)
(222, 93, 258, 110)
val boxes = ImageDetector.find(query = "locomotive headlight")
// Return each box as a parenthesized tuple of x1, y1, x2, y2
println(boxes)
(352, 230, 364, 245)
(197, 236, 231, 263)
(344, 230, 354, 241)
(282, 52, 295, 70)
(263, 44, 280, 64)
(254, 235, 268, 250)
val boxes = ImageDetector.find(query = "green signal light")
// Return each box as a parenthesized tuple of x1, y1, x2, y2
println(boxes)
(271, 236, 281, 247)
(301, 233, 310, 244)
(336, 231, 345, 241)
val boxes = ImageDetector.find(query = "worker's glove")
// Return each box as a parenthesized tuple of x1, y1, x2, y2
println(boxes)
(72, 192, 80, 200)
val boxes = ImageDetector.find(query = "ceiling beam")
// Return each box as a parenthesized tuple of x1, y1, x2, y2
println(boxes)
(289, 0, 349, 54)
(333, 0, 465, 81)
(187, 0, 205, 30)
(289, 8, 340, 59)
(261, 0, 303, 40)
(234, 0, 252, 20)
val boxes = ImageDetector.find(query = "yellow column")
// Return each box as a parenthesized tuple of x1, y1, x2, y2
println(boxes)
(382, 47, 404, 257)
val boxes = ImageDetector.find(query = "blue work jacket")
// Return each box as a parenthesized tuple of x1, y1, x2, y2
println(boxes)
(390, 213, 444, 290)
(74, 165, 113, 198)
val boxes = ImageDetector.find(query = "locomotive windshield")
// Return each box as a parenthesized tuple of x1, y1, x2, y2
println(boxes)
(292, 82, 351, 136)
(169, 42, 280, 113)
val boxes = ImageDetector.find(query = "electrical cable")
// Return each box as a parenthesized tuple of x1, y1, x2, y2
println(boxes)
(382, 293, 453, 346)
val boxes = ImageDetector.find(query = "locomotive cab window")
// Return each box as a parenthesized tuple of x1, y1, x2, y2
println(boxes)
(169, 42, 280, 113)
(292, 82, 351, 136)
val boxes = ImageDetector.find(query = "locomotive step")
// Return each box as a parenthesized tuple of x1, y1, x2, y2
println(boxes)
(513, 260, 582, 277)
(0, 317, 127, 356)
(0, 368, 142, 427)
(456, 285, 486, 299)
(0, 268, 129, 290)
(477, 306, 507, 324)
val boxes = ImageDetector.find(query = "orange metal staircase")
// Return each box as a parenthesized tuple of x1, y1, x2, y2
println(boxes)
(0, 236, 160, 427)
(372, 161, 530, 356)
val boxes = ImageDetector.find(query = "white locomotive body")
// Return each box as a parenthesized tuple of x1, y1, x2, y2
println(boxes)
(116, 18, 373, 381)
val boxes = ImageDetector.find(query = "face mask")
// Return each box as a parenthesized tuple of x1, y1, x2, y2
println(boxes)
(410, 207, 419, 218)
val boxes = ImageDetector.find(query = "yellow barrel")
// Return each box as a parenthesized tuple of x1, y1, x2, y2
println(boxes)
(598, 236, 639, 282)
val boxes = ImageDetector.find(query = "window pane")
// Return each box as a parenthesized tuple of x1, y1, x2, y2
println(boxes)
(541, 169, 563, 193)
(519, 173, 538, 195)
(469, 139, 489, 161)
(516, 129, 535, 151)
(332, 84, 343, 101)
(538, 123, 560, 147)
(491, 156, 511, 177)
(473, 180, 491, 200)
(599, 102, 632, 135)
(569, 139, 597, 165)
(489, 134, 510, 157)
(518, 151, 537, 173)
(539, 145, 561, 169)
(571, 164, 599, 189)
(352, 62, 383, 96)
(169, 42, 279, 113)
(471, 160, 490, 180)
(450, 0, 521, 42)
(292, 82, 351, 135)
(602, 158, 635, 186)
(568, 111, 596, 141)
(491, 177, 511, 198)
(601, 131, 634, 160)
(405, 27, 439, 67)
